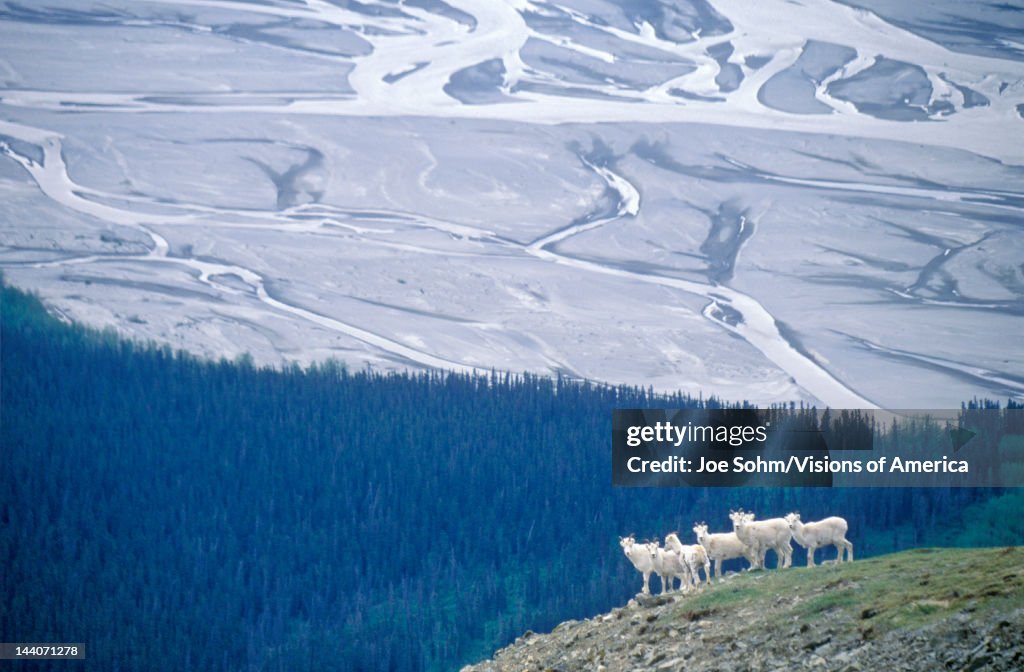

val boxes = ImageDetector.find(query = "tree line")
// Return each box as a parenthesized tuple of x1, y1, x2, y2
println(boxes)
(1, 280, 1020, 671)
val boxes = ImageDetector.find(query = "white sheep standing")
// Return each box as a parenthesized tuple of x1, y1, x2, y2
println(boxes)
(620, 535, 655, 595)
(728, 510, 763, 568)
(693, 522, 756, 579)
(729, 510, 793, 569)
(784, 513, 853, 567)
(645, 541, 693, 594)
(665, 532, 711, 588)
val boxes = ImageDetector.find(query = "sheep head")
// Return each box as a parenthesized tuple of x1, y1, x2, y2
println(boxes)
(731, 510, 754, 523)
(784, 512, 801, 529)
(619, 535, 636, 551)
(731, 511, 755, 529)
(645, 542, 660, 559)
(693, 523, 709, 541)
(665, 532, 684, 552)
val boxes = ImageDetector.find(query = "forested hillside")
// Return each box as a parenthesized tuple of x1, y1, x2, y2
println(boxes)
(1, 281, 1019, 671)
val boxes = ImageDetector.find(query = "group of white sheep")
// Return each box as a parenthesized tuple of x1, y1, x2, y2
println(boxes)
(620, 510, 853, 596)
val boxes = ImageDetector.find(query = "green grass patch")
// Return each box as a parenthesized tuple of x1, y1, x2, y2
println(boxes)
(797, 588, 858, 616)
(669, 547, 1024, 635)
(676, 583, 762, 613)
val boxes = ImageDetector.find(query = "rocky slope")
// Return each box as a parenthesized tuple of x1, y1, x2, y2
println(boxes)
(462, 547, 1024, 672)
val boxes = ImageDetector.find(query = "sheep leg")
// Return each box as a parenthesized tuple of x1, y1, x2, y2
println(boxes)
(846, 540, 854, 562)
(745, 544, 761, 569)
(712, 558, 720, 580)
(642, 571, 651, 595)
(807, 544, 816, 567)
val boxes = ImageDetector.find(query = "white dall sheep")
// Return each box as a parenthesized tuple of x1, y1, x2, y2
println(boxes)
(784, 513, 853, 566)
(665, 532, 711, 588)
(620, 535, 655, 595)
(729, 510, 793, 569)
(693, 523, 756, 579)
(728, 510, 763, 568)
(645, 542, 692, 594)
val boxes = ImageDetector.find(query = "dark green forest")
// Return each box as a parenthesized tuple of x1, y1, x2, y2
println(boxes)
(1, 281, 1021, 671)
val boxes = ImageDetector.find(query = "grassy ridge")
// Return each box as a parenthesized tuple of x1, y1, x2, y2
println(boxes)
(680, 547, 1024, 636)
(466, 547, 1024, 671)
